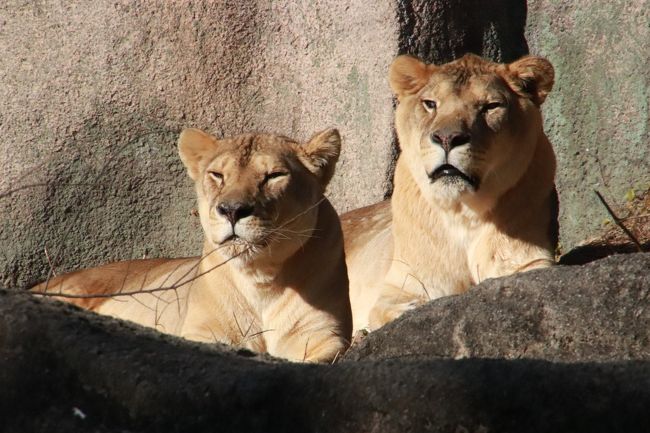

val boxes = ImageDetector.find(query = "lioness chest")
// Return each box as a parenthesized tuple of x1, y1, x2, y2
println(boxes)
(180, 276, 334, 354)
(390, 208, 480, 298)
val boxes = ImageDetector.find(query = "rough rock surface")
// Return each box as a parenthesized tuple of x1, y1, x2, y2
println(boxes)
(345, 253, 650, 362)
(526, 1, 650, 250)
(3, 254, 650, 432)
(0, 0, 528, 288)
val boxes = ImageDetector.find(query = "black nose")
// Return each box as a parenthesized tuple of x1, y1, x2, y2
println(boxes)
(431, 130, 471, 152)
(217, 202, 254, 224)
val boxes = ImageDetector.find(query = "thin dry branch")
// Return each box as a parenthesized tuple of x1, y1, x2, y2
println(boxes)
(33, 247, 246, 300)
(244, 328, 274, 342)
(43, 245, 58, 277)
(302, 336, 311, 362)
(595, 190, 643, 252)
(0, 182, 50, 200)
(233, 312, 255, 340)
(621, 213, 650, 221)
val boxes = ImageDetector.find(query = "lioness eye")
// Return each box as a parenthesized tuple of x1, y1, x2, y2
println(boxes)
(482, 102, 503, 112)
(263, 172, 288, 183)
(422, 99, 437, 111)
(208, 171, 223, 182)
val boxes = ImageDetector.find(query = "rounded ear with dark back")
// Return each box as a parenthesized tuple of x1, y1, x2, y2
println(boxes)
(298, 128, 341, 188)
(177, 128, 220, 181)
(505, 56, 555, 106)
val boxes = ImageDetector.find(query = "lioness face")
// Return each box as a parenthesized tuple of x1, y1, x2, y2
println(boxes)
(390, 54, 554, 208)
(178, 128, 341, 263)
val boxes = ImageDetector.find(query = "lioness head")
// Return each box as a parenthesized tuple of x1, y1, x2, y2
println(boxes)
(390, 53, 554, 210)
(178, 128, 341, 263)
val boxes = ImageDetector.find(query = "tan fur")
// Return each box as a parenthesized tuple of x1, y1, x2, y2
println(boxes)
(33, 128, 352, 362)
(343, 54, 558, 332)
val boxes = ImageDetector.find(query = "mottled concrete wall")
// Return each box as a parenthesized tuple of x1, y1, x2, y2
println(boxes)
(1, 0, 528, 288)
(526, 1, 650, 250)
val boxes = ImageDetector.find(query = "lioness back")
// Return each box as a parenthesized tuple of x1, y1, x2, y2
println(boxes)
(344, 53, 558, 332)
(34, 258, 200, 334)
(340, 200, 393, 328)
(33, 128, 352, 362)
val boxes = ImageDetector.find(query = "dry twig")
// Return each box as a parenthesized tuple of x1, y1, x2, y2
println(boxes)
(43, 246, 58, 277)
(595, 190, 643, 252)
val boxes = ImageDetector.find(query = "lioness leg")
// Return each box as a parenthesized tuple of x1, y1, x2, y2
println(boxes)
(267, 325, 349, 363)
(468, 228, 555, 283)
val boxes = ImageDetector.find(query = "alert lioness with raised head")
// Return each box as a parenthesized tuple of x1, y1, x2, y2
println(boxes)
(33, 128, 352, 362)
(343, 54, 558, 332)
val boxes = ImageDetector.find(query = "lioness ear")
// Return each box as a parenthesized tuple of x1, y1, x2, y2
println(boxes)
(506, 56, 555, 106)
(299, 128, 341, 187)
(389, 55, 433, 99)
(178, 128, 219, 180)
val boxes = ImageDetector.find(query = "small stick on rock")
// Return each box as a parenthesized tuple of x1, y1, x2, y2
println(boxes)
(44, 245, 57, 277)
(595, 190, 643, 252)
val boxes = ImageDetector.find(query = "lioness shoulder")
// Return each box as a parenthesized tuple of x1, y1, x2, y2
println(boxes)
(343, 53, 558, 332)
(33, 128, 352, 363)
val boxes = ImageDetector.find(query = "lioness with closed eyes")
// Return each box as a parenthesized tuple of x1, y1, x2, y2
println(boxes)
(33, 128, 352, 362)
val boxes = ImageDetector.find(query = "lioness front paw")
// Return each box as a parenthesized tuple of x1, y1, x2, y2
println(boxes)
(385, 299, 424, 320)
(369, 298, 425, 329)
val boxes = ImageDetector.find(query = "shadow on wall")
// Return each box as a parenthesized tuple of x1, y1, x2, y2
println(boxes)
(397, 0, 528, 63)
(1, 113, 201, 289)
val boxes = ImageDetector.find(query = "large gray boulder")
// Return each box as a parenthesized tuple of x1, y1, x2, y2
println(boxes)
(526, 1, 650, 250)
(345, 253, 650, 362)
(2, 254, 650, 432)
(0, 0, 528, 288)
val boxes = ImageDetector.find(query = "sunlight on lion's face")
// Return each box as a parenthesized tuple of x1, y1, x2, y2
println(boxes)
(197, 137, 320, 262)
(392, 54, 551, 210)
(179, 128, 341, 264)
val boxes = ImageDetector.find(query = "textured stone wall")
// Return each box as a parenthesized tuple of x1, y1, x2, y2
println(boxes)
(526, 1, 650, 250)
(0, 0, 527, 288)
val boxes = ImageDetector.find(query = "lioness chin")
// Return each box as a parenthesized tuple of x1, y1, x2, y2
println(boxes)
(343, 53, 558, 332)
(33, 128, 352, 363)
